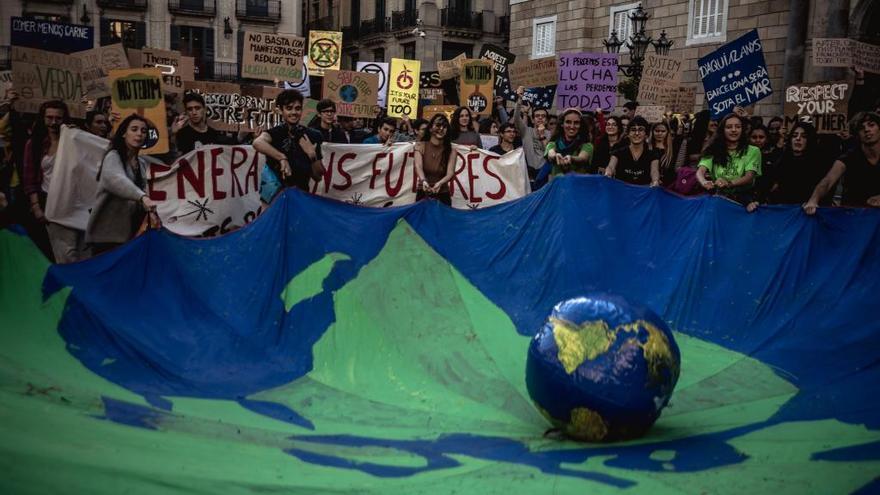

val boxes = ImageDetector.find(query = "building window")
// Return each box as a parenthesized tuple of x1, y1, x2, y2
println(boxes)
(532, 15, 556, 58)
(373, 48, 385, 62)
(403, 42, 415, 60)
(100, 19, 146, 49)
(442, 42, 472, 61)
(609, 3, 640, 53)
(687, 0, 729, 45)
(171, 25, 215, 79)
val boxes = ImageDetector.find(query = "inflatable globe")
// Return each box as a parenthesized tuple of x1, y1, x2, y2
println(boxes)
(526, 295, 681, 442)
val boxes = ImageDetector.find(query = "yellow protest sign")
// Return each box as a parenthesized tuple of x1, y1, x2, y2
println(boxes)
(307, 31, 342, 76)
(109, 67, 169, 155)
(460, 59, 494, 116)
(387, 58, 420, 118)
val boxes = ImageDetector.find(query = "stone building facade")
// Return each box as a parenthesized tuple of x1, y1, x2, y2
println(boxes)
(1, 0, 302, 82)
(302, 1, 510, 71)
(509, 0, 879, 117)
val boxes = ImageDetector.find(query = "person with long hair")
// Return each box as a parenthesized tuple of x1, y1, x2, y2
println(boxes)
(22, 100, 77, 262)
(686, 110, 718, 167)
(649, 120, 677, 185)
(543, 108, 593, 180)
(696, 113, 762, 204)
(605, 116, 660, 186)
(85, 114, 161, 255)
(804, 111, 880, 213)
(448, 106, 481, 147)
(414, 114, 456, 206)
(591, 115, 625, 173)
(764, 122, 831, 206)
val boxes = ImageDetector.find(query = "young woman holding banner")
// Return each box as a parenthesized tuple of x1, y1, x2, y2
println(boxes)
(696, 113, 762, 205)
(86, 114, 161, 255)
(414, 114, 456, 206)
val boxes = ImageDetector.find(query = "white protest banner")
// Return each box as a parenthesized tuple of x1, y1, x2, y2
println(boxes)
(449, 145, 529, 209)
(145, 145, 263, 236)
(311, 143, 419, 207)
(357, 61, 389, 107)
(45, 127, 106, 230)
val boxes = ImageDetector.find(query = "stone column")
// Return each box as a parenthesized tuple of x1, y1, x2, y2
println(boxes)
(782, 0, 809, 88)
(806, 0, 850, 82)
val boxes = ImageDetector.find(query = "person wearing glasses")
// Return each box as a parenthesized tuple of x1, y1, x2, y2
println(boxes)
(309, 99, 348, 144)
(542, 108, 593, 181)
(604, 116, 660, 187)
(414, 114, 456, 206)
(489, 122, 519, 155)
(513, 86, 551, 176)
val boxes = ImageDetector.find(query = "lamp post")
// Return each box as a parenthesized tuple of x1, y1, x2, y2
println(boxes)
(604, 3, 674, 87)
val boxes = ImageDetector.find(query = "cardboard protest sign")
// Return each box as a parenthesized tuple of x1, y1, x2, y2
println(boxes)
(813, 39, 880, 74)
(438, 53, 467, 80)
(449, 145, 529, 209)
(388, 58, 420, 118)
(128, 48, 195, 94)
(109, 67, 168, 155)
(45, 127, 105, 231)
(508, 56, 558, 89)
(241, 31, 305, 82)
(480, 44, 516, 101)
(322, 70, 380, 118)
(284, 55, 312, 97)
(311, 143, 418, 207)
(784, 81, 851, 134)
(75, 44, 130, 99)
(11, 46, 86, 117)
(556, 53, 618, 111)
(146, 145, 263, 236)
(307, 31, 342, 76)
(184, 81, 282, 132)
(10, 17, 94, 54)
(698, 29, 772, 119)
(419, 71, 445, 105)
(637, 54, 683, 104)
(302, 98, 319, 126)
(634, 105, 666, 123)
(356, 61, 389, 107)
(663, 86, 697, 114)
(422, 105, 456, 121)
(460, 59, 494, 116)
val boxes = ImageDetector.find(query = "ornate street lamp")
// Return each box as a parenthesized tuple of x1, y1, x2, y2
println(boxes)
(652, 30, 674, 56)
(603, 30, 623, 54)
(604, 3, 675, 86)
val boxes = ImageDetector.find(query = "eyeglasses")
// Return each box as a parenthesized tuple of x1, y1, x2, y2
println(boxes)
(629, 127, 647, 134)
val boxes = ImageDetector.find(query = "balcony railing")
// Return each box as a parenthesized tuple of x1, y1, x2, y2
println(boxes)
(306, 15, 334, 31)
(27, 0, 74, 4)
(213, 61, 238, 81)
(359, 18, 391, 37)
(391, 9, 419, 31)
(97, 0, 148, 10)
(441, 8, 482, 30)
(235, 0, 280, 22)
(168, 0, 216, 16)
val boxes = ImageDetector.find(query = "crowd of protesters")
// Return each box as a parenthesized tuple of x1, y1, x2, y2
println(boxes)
(1, 66, 879, 264)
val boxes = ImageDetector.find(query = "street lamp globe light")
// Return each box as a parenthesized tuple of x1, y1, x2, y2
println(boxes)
(628, 3, 650, 36)
(652, 29, 674, 55)
(604, 30, 623, 54)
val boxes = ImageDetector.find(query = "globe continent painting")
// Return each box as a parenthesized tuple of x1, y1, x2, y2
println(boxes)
(527, 295, 680, 442)
(1, 177, 879, 494)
